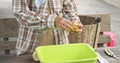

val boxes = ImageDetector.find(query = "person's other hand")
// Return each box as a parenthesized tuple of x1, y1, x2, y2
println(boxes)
(54, 16, 73, 31)
(76, 23, 83, 32)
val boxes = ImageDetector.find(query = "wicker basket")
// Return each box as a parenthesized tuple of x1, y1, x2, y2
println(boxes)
(69, 16, 101, 48)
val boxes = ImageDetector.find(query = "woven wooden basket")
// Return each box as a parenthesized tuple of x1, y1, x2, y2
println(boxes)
(69, 16, 101, 48)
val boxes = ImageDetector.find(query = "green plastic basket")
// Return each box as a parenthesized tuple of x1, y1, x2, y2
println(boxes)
(35, 43, 98, 63)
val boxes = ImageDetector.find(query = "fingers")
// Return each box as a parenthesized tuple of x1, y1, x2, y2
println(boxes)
(62, 21, 73, 30)
(60, 22, 72, 31)
(65, 20, 73, 26)
(75, 23, 83, 33)
(61, 24, 70, 31)
(58, 18, 73, 31)
(76, 29, 82, 32)
(54, 16, 83, 32)
(78, 23, 83, 29)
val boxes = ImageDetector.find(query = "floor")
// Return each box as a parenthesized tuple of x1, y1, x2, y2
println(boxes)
(0, 0, 120, 47)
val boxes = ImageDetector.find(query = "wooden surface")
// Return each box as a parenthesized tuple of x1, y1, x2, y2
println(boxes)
(98, 34, 110, 43)
(0, 18, 18, 38)
(0, 41, 16, 50)
(96, 47, 120, 63)
(0, 54, 39, 63)
(0, 48, 120, 63)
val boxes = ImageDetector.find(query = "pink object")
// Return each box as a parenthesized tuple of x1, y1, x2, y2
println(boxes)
(103, 32, 116, 47)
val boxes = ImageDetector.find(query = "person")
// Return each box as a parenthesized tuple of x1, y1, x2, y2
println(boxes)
(12, 0, 83, 56)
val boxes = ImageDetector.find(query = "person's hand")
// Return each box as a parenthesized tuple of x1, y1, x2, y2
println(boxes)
(75, 23, 83, 32)
(54, 16, 73, 31)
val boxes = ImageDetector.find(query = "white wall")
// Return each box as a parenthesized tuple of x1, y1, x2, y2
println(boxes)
(0, 0, 14, 18)
(103, 0, 120, 8)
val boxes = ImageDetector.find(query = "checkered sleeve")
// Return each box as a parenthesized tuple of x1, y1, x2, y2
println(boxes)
(63, 0, 81, 23)
(12, 0, 56, 28)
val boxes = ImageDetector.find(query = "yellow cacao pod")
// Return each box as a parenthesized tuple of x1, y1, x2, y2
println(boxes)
(71, 21, 79, 32)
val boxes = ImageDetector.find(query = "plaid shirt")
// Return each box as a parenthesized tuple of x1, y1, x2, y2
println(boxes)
(12, 0, 80, 55)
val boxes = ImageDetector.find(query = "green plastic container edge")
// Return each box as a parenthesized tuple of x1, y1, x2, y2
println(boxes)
(35, 43, 98, 63)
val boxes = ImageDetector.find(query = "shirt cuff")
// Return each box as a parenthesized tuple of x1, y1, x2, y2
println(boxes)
(47, 15, 57, 29)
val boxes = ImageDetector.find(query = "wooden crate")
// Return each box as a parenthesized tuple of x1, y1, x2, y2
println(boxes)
(0, 18, 18, 53)
(0, 18, 18, 38)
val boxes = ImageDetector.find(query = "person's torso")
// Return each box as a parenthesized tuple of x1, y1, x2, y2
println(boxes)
(28, 0, 64, 14)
